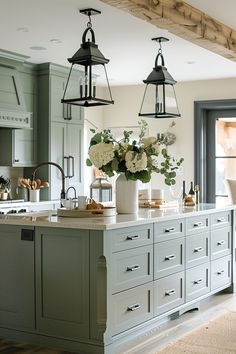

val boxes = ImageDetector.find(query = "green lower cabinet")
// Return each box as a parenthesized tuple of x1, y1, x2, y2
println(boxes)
(186, 262, 210, 302)
(154, 272, 185, 316)
(0, 225, 35, 329)
(35, 227, 90, 339)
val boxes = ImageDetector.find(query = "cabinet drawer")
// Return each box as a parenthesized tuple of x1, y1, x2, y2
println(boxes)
(211, 226, 231, 260)
(111, 283, 153, 335)
(154, 272, 185, 316)
(111, 245, 153, 293)
(210, 211, 231, 229)
(154, 219, 184, 243)
(110, 225, 153, 252)
(154, 238, 185, 279)
(186, 232, 210, 269)
(186, 215, 209, 235)
(211, 255, 231, 291)
(186, 263, 210, 302)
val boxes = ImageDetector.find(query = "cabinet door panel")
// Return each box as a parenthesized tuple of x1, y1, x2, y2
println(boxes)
(50, 75, 65, 121)
(186, 263, 210, 302)
(111, 283, 153, 335)
(0, 225, 35, 329)
(154, 272, 185, 316)
(211, 255, 231, 291)
(211, 226, 231, 260)
(66, 124, 83, 195)
(154, 237, 185, 279)
(36, 227, 89, 339)
(111, 245, 153, 293)
(186, 232, 210, 269)
(50, 122, 67, 200)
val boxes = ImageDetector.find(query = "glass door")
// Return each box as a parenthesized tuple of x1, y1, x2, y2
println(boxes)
(206, 110, 236, 204)
(215, 118, 236, 204)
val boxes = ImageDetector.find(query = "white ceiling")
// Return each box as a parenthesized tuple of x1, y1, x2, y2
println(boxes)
(1, 0, 236, 85)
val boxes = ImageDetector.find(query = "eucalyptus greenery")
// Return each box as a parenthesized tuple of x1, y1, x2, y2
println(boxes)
(86, 120, 184, 185)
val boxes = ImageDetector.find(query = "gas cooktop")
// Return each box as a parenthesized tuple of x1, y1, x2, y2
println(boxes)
(0, 199, 24, 204)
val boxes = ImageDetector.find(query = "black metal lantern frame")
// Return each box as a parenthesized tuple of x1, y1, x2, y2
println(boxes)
(61, 8, 114, 108)
(139, 37, 181, 119)
(90, 177, 112, 202)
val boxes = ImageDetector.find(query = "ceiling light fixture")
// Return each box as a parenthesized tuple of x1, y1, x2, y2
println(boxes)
(61, 8, 114, 107)
(139, 37, 180, 119)
(50, 39, 62, 44)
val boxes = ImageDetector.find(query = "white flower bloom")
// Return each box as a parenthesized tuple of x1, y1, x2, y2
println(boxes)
(125, 151, 147, 173)
(89, 143, 114, 168)
(141, 136, 157, 147)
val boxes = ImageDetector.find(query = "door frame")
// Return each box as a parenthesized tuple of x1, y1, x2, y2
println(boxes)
(194, 99, 236, 202)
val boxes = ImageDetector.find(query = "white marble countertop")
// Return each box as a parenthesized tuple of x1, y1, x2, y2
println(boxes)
(0, 203, 235, 231)
(0, 199, 60, 208)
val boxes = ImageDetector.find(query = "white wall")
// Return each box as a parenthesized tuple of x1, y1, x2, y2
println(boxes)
(83, 93, 104, 197)
(101, 77, 236, 197)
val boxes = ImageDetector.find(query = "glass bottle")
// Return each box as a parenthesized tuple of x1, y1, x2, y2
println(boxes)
(188, 181, 195, 196)
(195, 184, 200, 204)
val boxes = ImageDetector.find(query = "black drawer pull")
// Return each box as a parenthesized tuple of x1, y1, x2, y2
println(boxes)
(127, 303, 141, 311)
(217, 217, 226, 223)
(217, 270, 225, 275)
(165, 254, 176, 261)
(126, 235, 140, 240)
(194, 279, 203, 284)
(193, 222, 203, 227)
(194, 246, 204, 253)
(217, 240, 226, 246)
(165, 227, 176, 233)
(126, 265, 140, 272)
(165, 289, 176, 296)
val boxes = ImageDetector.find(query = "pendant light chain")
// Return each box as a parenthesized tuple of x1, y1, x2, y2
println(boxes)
(87, 13, 92, 28)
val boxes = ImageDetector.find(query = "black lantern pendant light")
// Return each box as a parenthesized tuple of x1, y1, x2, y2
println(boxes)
(61, 8, 114, 107)
(139, 37, 180, 118)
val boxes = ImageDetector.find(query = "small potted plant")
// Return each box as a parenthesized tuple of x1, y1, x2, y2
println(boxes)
(0, 175, 10, 200)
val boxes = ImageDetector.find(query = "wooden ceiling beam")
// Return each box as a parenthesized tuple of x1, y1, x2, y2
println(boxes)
(100, 0, 236, 62)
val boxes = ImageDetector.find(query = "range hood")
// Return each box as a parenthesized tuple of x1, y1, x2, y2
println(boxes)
(0, 65, 32, 129)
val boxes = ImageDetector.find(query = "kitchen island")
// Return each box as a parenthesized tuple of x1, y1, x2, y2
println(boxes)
(0, 204, 235, 354)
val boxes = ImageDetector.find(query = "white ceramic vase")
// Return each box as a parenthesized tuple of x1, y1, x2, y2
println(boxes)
(116, 174, 139, 214)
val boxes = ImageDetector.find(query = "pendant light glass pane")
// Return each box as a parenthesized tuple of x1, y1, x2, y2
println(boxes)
(139, 83, 180, 118)
(62, 64, 113, 107)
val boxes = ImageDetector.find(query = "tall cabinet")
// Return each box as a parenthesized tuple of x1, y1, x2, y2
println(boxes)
(0, 52, 38, 167)
(37, 63, 84, 200)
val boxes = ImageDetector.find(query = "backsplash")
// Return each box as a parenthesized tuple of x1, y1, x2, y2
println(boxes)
(0, 167, 23, 199)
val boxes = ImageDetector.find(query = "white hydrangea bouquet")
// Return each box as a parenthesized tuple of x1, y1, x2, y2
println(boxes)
(86, 120, 184, 185)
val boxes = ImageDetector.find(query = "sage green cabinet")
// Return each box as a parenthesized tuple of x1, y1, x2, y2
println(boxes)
(38, 63, 84, 200)
(0, 225, 35, 329)
(0, 57, 38, 167)
(35, 227, 89, 339)
(51, 75, 83, 124)
(50, 122, 83, 199)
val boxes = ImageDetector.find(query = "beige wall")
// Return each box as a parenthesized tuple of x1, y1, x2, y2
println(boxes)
(98, 78, 236, 197)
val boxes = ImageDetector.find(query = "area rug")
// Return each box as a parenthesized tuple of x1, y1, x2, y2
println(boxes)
(156, 312, 236, 354)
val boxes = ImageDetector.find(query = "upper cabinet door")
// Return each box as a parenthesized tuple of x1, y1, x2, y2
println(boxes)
(66, 124, 84, 196)
(50, 75, 83, 124)
(50, 121, 67, 200)
(0, 66, 26, 111)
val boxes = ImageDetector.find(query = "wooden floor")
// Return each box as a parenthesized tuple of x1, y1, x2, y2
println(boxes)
(0, 339, 74, 354)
